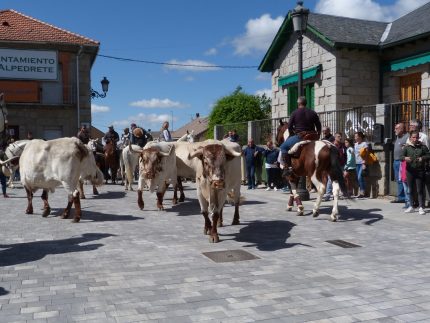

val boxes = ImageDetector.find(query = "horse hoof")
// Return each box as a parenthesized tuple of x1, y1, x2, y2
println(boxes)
(172, 198, 178, 205)
(312, 210, 319, 218)
(286, 206, 293, 212)
(209, 234, 220, 243)
(42, 207, 51, 217)
(296, 211, 304, 216)
(331, 215, 338, 222)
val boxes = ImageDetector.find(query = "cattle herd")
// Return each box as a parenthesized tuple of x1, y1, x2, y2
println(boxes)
(0, 136, 243, 243)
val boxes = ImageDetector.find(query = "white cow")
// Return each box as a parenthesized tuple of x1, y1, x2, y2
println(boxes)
(130, 141, 177, 210)
(175, 139, 242, 242)
(19, 137, 104, 222)
(4, 140, 30, 188)
(121, 144, 141, 191)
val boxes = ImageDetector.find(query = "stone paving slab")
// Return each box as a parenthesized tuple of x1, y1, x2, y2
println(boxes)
(1, 182, 430, 322)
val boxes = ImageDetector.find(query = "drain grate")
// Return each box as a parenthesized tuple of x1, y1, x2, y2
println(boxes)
(203, 249, 260, 263)
(326, 240, 361, 248)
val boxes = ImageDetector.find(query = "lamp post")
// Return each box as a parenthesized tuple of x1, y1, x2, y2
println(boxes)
(291, 1, 310, 201)
(91, 77, 110, 99)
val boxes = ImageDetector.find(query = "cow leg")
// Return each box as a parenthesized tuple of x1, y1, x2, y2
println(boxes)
(156, 183, 169, 211)
(217, 207, 223, 227)
(177, 177, 185, 202)
(93, 185, 99, 195)
(231, 187, 241, 225)
(72, 191, 82, 223)
(79, 180, 86, 199)
(172, 183, 178, 205)
(286, 195, 294, 211)
(137, 190, 144, 210)
(202, 211, 211, 235)
(312, 175, 325, 218)
(24, 186, 33, 214)
(41, 189, 51, 217)
(330, 181, 340, 222)
(209, 211, 220, 243)
(61, 199, 73, 219)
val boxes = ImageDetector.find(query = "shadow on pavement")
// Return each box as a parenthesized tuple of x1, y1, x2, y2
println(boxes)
(242, 200, 268, 205)
(221, 220, 312, 251)
(165, 198, 201, 216)
(0, 233, 115, 267)
(92, 191, 126, 199)
(0, 287, 9, 296)
(316, 206, 383, 225)
(48, 209, 143, 222)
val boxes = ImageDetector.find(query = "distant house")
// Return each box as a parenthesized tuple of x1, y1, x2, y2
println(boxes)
(171, 114, 209, 142)
(259, 2, 430, 119)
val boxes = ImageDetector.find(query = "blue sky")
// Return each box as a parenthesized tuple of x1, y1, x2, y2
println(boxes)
(2, 0, 428, 132)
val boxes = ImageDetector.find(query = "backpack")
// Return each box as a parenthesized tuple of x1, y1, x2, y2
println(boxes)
(359, 146, 378, 165)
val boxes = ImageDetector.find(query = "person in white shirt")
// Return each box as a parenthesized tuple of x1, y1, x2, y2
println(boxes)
(409, 119, 429, 148)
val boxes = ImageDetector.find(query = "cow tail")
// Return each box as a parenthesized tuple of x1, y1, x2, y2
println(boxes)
(329, 146, 348, 197)
(75, 142, 89, 161)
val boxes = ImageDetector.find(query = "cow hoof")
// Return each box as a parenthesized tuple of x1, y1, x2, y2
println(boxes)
(125, 187, 128, 191)
(209, 235, 220, 243)
(296, 211, 304, 216)
(312, 210, 319, 218)
(25, 209, 33, 215)
(158, 207, 164, 211)
(172, 198, 178, 205)
(231, 219, 240, 225)
(72, 218, 80, 223)
(81, 195, 86, 200)
(203, 227, 211, 235)
(42, 207, 51, 217)
(330, 215, 338, 222)
(138, 202, 144, 210)
(179, 196, 185, 203)
(217, 221, 223, 228)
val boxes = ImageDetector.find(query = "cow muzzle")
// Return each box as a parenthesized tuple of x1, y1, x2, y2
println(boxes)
(211, 180, 225, 189)
(144, 171, 155, 179)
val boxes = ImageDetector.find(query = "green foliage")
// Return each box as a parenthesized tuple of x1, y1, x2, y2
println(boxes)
(207, 86, 272, 138)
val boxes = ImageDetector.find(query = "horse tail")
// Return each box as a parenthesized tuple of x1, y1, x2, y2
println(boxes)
(328, 146, 348, 197)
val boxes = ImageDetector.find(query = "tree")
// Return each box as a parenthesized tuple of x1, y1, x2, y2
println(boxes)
(207, 86, 271, 139)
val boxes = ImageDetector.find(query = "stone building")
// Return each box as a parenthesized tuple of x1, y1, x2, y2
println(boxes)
(0, 9, 99, 140)
(259, 2, 430, 118)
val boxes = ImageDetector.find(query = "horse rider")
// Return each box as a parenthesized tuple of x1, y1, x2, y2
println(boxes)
(104, 125, 119, 147)
(280, 96, 321, 176)
(121, 127, 130, 146)
(130, 123, 148, 148)
(77, 125, 90, 144)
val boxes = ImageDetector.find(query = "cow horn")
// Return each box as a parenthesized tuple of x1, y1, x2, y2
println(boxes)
(0, 156, 19, 165)
(129, 142, 143, 154)
(158, 145, 173, 157)
(188, 147, 204, 159)
(224, 146, 242, 157)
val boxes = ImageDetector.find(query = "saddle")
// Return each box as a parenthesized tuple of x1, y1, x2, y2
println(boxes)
(288, 131, 320, 158)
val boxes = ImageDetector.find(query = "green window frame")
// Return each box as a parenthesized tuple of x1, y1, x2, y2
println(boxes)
(287, 83, 315, 115)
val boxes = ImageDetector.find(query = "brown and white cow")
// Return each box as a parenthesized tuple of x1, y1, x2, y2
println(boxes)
(130, 141, 177, 210)
(188, 140, 242, 243)
(19, 138, 104, 222)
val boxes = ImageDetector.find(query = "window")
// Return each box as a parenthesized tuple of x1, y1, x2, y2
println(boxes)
(287, 83, 315, 115)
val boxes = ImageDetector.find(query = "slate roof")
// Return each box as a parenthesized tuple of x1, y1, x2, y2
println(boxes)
(382, 2, 430, 46)
(308, 13, 387, 47)
(0, 9, 99, 46)
(259, 1, 430, 72)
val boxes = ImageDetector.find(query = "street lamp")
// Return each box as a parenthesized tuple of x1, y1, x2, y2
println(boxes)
(91, 77, 110, 99)
(292, 1, 310, 201)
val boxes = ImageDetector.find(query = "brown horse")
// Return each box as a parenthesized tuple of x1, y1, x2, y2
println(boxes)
(276, 120, 289, 146)
(282, 138, 348, 221)
(104, 140, 119, 184)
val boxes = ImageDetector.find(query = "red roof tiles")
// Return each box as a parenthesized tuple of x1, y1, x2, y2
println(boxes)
(0, 9, 99, 46)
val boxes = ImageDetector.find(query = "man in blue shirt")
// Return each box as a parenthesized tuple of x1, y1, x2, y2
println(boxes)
(243, 138, 264, 189)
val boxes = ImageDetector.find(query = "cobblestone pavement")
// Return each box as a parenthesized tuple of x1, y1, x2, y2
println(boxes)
(1, 182, 430, 323)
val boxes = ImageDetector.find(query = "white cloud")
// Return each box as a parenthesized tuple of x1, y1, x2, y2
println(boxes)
(164, 59, 220, 72)
(255, 89, 272, 98)
(232, 14, 283, 55)
(185, 76, 195, 82)
(255, 73, 271, 81)
(91, 104, 110, 113)
(315, 0, 428, 21)
(130, 98, 188, 109)
(204, 48, 218, 56)
(113, 113, 177, 129)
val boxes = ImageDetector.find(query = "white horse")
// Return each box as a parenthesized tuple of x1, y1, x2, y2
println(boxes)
(4, 140, 30, 188)
(176, 130, 195, 143)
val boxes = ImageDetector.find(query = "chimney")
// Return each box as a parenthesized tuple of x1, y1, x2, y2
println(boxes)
(195, 113, 200, 118)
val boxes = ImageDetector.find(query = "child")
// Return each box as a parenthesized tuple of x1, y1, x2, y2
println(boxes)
(344, 138, 358, 196)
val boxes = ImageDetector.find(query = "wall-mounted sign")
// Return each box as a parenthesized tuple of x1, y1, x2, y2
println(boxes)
(0, 49, 58, 80)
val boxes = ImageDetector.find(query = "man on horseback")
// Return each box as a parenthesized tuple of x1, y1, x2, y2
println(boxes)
(104, 125, 119, 146)
(280, 96, 321, 176)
